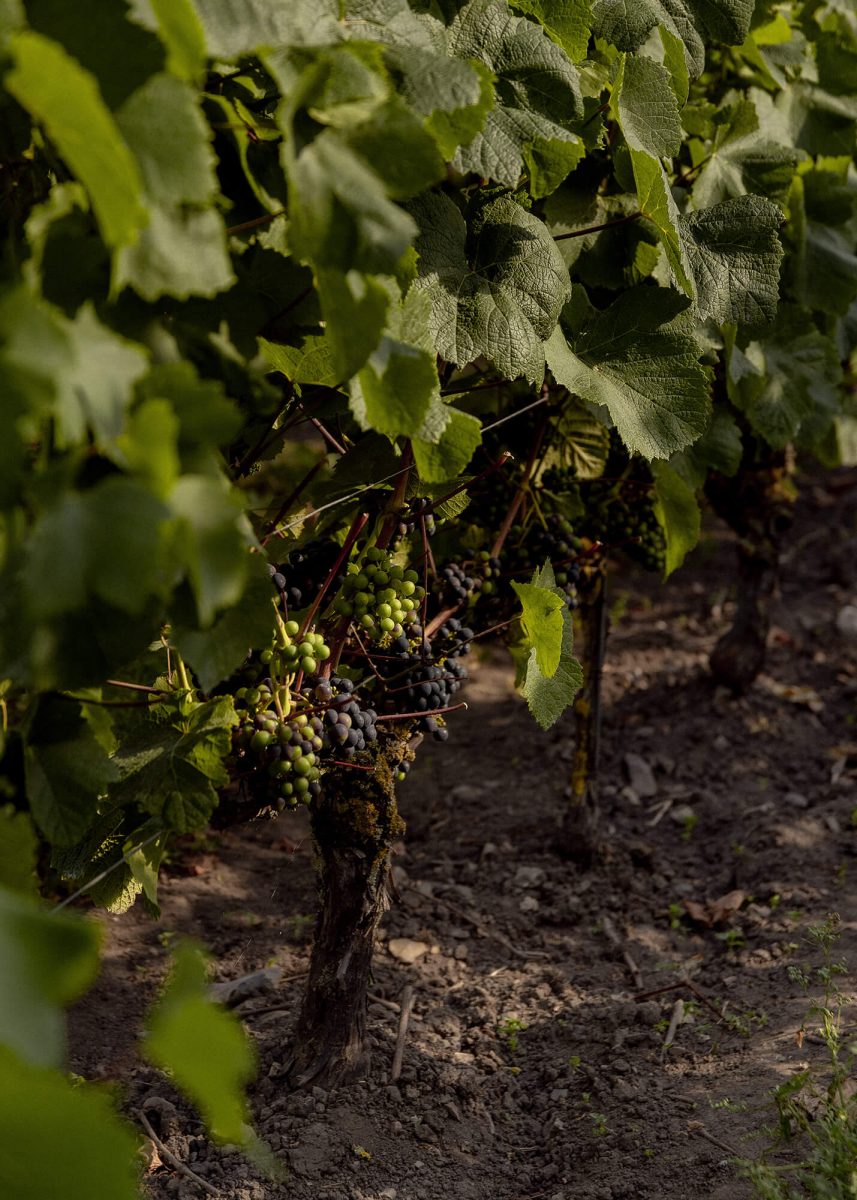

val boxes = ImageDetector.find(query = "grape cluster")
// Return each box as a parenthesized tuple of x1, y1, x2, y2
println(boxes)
(395, 496, 436, 540)
(232, 673, 379, 811)
(311, 675, 379, 761)
(580, 479, 665, 573)
(269, 540, 342, 613)
(378, 619, 471, 745)
(260, 619, 330, 678)
(513, 514, 581, 610)
(333, 547, 424, 640)
(437, 551, 502, 607)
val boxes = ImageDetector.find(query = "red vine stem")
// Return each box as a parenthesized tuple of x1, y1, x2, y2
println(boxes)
(299, 511, 369, 638)
(490, 412, 548, 558)
(375, 702, 467, 723)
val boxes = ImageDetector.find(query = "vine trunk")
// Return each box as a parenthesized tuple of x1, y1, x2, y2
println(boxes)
(286, 748, 405, 1090)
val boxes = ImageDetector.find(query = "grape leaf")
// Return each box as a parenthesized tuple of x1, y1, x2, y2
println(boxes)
(350, 337, 439, 439)
(410, 191, 570, 381)
(510, 0, 593, 63)
(630, 149, 694, 295)
(259, 335, 339, 388)
(413, 407, 483, 482)
(7, 32, 147, 250)
(0, 807, 38, 897)
(24, 698, 119, 847)
(449, 0, 583, 187)
(145, 941, 256, 1143)
(316, 269, 390, 381)
(516, 564, 582, 728)
(591, 0, 754, 76)
(0, 1047, 140, 1200)
(0, 299, 149, 451)
(789, 162, 857, 317)
(115, 73, 233, 299)
(681, 195, 784, 327)
(729, 306, 844, 448)
(194, 0, 341, 57)
(651, 460, 700, 575)
(545, 288, 711, 459)
(611, 52, 682, 158)
(512, 575, 566, 677)
(0, 888, 101, 1067)
(172, 569, 276, 692)
(149, 0, 207, 82)
(286, 128, 417, 277)
(690, 98, 799, 208)
(169, 475, 255, 627)
(659, 24, 689, 106)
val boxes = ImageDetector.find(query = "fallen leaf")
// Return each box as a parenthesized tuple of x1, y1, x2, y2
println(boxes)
(682, 889, 746, 928)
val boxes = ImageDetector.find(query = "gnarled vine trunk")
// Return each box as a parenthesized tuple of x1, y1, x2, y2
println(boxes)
(706, 444, 796, 693)
(286, 746, 405, 1090)
(559, 563, 607, 865)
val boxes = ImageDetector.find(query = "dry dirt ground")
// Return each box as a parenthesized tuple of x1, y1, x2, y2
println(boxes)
(70, 473, 857, 1200)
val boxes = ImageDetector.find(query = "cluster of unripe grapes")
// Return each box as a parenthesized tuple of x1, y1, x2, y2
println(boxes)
(333, 547, 424, 640)
(580, 479, 665, 573)
(260, 620, 330, 678)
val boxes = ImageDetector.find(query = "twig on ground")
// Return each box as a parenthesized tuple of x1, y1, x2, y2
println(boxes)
(390, 985, 415, 1082)
(661, 998, 685, 1059)
(599, 914, 644, 989)
(688, 1121, 741, 1158)
(137, 1109, 219, 1196)
(236, 972, 310, 1018)
(634, 978, 725, 1024)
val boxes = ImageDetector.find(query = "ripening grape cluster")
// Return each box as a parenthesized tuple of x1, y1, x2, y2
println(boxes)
(270, 540, 342, 613)
(509, 513, 582, 610)
(580, 479, 666, 573)
(232, 672, 380, 811)
(437, 551, 502, 606)
(333, 547, 425, 640)
(378, 618, 472, 755)
(395, 496, 436, 540)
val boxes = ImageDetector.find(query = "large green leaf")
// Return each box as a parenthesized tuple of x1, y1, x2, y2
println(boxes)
(512, 575, 566, 677)
(690, 98, 799, 208)
(591, 0, 754, 76)
(115, 73, 233, 299)
(286, 128, 416, 277)
(0, 298, 148, 450)
(0, 888, 101, 1067)
(449, 0, 583, 187)
(611, 52, 682, 158)
(7, 32, 147, 250)
(510, 0, 593, 63)
(0, 1048, 140, 1200)
(145, 941, 256, 1143)
(789, 162, 857, 317)
(169, 475, 255, 627)
(411, 192, 570, 381)
(681, 195, 784, 327)
(194, 0, 340, 57)
(651, 460, 700, 576)
(630, 148, 694, 295)
(0, 807, 38, 897)
(545, 288, 711, 459)
(149, 0, 207, 82)
(413, 407, 483, 482)
(24, 698, 119, 847)
(729, 306, 844, 448)
(515, 564, 582, 728)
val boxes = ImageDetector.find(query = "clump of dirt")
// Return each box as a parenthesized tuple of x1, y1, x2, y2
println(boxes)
(70, 473, 857, 1200)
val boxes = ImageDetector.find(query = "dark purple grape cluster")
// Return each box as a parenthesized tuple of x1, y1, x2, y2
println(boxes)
(269, 540, 343, 613)
(437, 551, 503, 607)
(395, 496, 436, 540)
(310, 675, 379, 761)
(378, 623, 469, 743)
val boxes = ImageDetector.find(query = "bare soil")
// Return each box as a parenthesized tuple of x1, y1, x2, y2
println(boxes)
(70, 473, 857, 1200)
